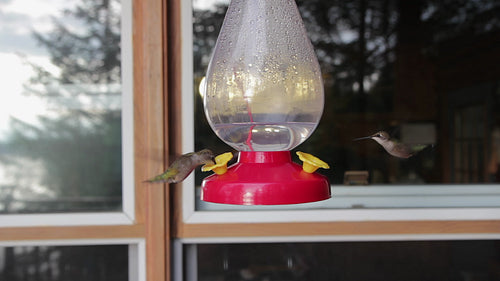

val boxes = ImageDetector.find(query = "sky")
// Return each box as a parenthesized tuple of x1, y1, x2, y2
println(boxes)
(0, 0, 74, 137)
(0, 0, 78, 194)
(0, 0, 72, 55)
(193, 0, 229, 11)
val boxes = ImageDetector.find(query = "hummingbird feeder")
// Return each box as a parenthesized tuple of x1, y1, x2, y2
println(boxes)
(201, 0, 330, 205)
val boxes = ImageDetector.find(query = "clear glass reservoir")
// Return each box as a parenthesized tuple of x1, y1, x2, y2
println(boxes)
(204, 0, 324, 151)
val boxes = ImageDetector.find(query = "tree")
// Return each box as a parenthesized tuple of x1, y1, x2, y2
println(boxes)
(192, 4, 230, 184)
(32, 0, 121, 84)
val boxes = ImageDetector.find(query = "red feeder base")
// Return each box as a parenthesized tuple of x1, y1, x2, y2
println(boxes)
(201, 151, 331, 205)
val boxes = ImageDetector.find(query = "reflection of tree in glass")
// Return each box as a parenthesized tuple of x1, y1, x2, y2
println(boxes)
(298, 0, 397, 113)
(32, 0, 121, 85)
(1, 245, 128, 281)
(1, 0, 122, 212)
(193, 0, 500, 185)
(193, 4, 230, 185)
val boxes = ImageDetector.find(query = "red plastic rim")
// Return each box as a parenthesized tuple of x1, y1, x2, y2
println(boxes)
(201, 151, 331, 205)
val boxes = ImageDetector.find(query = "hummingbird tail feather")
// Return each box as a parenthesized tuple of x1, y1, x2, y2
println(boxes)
(144, 175, 167, 183)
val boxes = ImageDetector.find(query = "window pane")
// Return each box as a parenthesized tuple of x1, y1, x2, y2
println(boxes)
(194, 241, 500, 281)
(0, 244, 128, 281)
(0, 0, 123, 213)
(192, 1, 500, 209)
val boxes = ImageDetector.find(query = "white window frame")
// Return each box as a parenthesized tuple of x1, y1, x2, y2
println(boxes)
(0, 0, 135, 228)
(180, 0, 500, 225)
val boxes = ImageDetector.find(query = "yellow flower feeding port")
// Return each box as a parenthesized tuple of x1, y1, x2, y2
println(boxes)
(202, 152, 233, 175)
(296, 151, 330, 173)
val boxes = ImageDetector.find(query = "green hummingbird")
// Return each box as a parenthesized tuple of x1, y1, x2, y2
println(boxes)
(353, 131, 431, 159)
(145, 149, 215, 183)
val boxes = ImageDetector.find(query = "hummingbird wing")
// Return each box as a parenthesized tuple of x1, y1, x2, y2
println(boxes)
(145, 150, 216, 184)
(392, 143, 434, 158)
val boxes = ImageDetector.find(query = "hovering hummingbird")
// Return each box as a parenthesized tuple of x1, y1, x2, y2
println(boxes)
(353, 131, 431, 159)
(145, 149, 215, 183)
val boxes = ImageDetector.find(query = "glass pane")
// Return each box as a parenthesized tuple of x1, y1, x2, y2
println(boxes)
(0, 0, 123, 213)
(192, 0, 500, 209)
(0, 244, 128, 281)
(193, 241, 500, 281)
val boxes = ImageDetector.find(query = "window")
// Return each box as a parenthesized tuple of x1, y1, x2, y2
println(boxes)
(176, 0, 500, 222)
(0, 0, 168, 280)
(0, 243, 132, 281)
(171, 0, 500, 279)
(188, 240, 500, 281)
(0, 0, 134, 227)
(0, 0, 131, 216)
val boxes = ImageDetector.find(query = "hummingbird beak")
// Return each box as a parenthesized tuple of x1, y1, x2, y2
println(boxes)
(353, 136, 373, 141)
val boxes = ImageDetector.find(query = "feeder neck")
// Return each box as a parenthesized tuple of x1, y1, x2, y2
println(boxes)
(238, 151, 291, 163)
